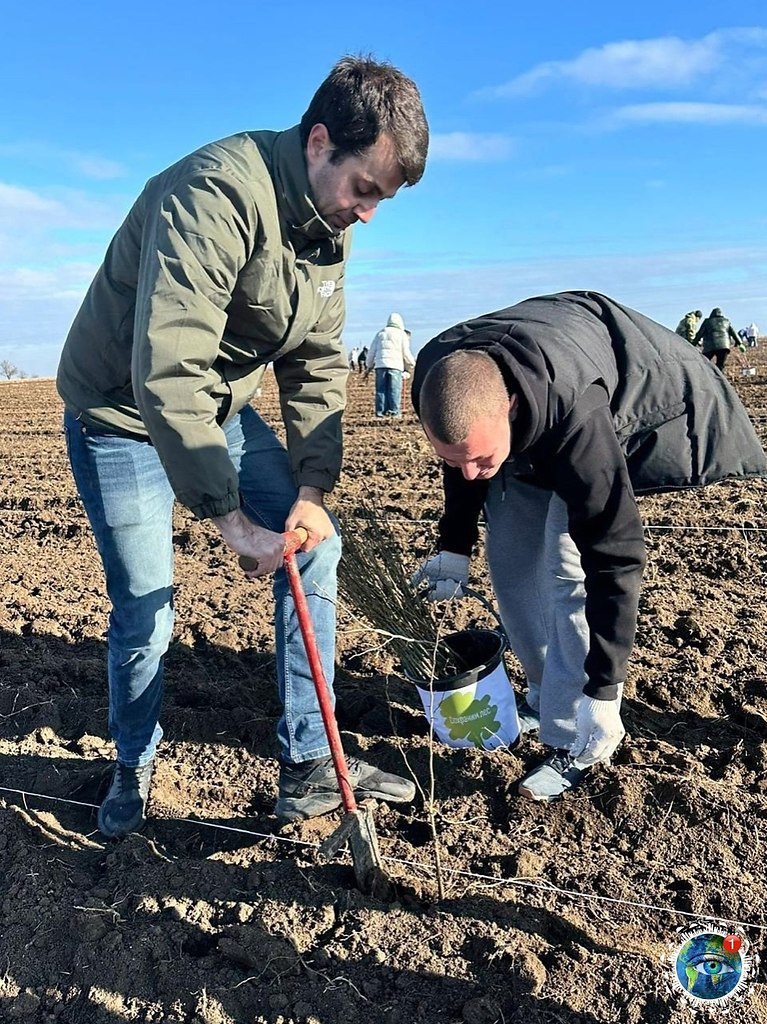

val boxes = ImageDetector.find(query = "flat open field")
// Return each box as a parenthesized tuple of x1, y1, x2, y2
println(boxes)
(1, 347, 767, 1024)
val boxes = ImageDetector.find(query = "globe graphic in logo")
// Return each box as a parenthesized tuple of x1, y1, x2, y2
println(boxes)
(671, 928, 751, 1006)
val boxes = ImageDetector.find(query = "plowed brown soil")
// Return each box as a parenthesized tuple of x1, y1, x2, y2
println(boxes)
(1, 351, 766, 1024)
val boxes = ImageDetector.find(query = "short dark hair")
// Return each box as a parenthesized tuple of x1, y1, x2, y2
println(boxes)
(300, 54, 428, 186)
(420, 351, 510, 444)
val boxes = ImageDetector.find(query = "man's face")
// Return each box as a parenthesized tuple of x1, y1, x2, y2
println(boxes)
(424, 408, 513, 481)
(306, 124, 406, 233)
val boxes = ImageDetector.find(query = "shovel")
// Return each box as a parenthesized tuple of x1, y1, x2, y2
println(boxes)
(733, 345, 757, 378)
(239, 528, 391, 898)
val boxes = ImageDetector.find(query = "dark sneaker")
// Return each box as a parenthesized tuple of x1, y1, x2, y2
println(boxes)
(275, 756, 416, 822)
(516, 696, 540, 736)
(517, 749, 589, 802)
(97, 761, 154, 838)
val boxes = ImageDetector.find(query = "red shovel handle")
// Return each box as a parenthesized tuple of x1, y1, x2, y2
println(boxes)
(238, 528, 357, 812)
(283, 546, 358, 814)
(283, 526, 308, 556)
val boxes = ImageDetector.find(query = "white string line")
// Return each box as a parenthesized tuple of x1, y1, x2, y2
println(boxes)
(331, 518, 767, 532)
(0, 787, 317, 850)
(642, 525, 766, 532)
(3, 784, 766, 934)
(0, 506, 765, 533)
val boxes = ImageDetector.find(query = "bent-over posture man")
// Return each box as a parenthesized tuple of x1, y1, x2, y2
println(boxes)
(412, 291, 766, 801)
(58, 55, 429, 835)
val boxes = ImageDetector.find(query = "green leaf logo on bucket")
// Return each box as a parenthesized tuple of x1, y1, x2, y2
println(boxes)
(440, 691, 502, 745)
(405, 629, 521, 751)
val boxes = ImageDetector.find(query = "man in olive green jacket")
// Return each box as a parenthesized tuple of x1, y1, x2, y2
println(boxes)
(57, 56, 429, 836)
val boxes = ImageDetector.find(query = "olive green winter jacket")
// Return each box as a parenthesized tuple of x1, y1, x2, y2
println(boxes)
(674, 312, 700, 344)
(57, 126, 350, 519)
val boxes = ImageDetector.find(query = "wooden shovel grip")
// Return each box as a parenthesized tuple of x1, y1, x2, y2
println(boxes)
(238, 526, 308, 572)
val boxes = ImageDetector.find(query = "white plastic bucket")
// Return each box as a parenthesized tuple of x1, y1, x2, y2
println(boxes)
(405, 628, 521, 751)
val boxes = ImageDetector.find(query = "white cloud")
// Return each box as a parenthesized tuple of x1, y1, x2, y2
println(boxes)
(70, 155, 126, 180)
(476, 28, 767, 98)
(0, 183, 125, 374)
(3, 243, 766, 378)
(605, 102, 767, 127)
(0, 142, 127, 180)
(0, 182, 125, 229)
(429, 132, 514, 161)
(0, 183, 62, 217)
(0, 263, 97, 376)
(345, 245, 767, 354)
(0, 181, 128, 265)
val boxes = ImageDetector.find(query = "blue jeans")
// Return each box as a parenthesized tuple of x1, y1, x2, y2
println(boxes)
(64, 405, 339, 768)
(374, 368, 403, 417)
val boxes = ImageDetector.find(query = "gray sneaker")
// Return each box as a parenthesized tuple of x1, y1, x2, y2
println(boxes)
(516, 696, 540, 736)
(275, 756, 416, 822)
(97, 761, 154, 838)
(517, 749, 589, 802)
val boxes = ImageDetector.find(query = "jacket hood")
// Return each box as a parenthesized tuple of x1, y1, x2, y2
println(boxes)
(387, 312, 405, 330)
(411, 315, 547, 452)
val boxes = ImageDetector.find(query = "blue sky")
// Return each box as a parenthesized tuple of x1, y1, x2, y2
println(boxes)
(1, 0, 766, 375)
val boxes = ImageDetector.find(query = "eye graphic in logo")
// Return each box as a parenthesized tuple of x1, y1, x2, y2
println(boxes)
(668, 926, 755, 1010)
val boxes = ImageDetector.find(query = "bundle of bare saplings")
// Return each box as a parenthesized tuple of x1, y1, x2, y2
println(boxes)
(336, 506, 465, 680)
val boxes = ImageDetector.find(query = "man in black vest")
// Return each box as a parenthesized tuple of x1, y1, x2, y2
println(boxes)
(412, 291, 766, 801)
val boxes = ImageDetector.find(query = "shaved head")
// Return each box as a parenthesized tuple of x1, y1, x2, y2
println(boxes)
(420, 350, 511, 444)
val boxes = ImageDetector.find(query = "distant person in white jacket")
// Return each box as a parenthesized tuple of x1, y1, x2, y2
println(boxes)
(747, 322, 760, 349)
(365, 312, 416, 417)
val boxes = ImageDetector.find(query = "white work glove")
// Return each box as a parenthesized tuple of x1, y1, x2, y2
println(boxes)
(411, 551, 470, 602)
(569, 697, 625, 766)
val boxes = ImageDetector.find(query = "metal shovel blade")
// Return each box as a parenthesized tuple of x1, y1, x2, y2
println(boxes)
(318, 803, 392, 900)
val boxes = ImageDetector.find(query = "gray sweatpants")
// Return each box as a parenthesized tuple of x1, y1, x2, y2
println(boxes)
(485, 474, 589, 749)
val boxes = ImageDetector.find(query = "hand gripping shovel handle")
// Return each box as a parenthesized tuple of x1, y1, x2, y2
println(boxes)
(237, 527, 308, 573)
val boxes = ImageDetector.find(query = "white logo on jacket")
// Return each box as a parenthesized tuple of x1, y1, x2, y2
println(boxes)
(318, 281, 336, 298)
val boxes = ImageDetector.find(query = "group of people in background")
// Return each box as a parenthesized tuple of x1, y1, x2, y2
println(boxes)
(348, 345, 368, 373)
(675, 308, 760, 370)
(356, 306, 762, 418)
(741, 322, 761, 348)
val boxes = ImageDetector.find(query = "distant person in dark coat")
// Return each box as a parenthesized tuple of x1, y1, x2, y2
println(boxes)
(357, 345, 368, 374)
(694, 308, 743, 371)
(411, 291, 767, 803)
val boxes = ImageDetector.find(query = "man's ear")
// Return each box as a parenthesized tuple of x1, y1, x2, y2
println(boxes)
(508, 393, 519, 422)
(306, 123, 332, 164)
